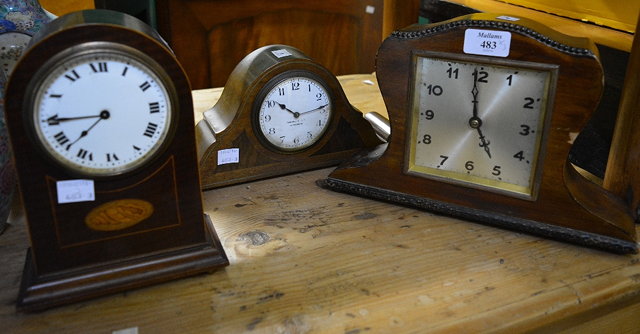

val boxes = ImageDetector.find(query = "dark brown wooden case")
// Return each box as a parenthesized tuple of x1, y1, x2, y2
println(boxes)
(196, 44, 382, 189)
(321, 13, 638, 254)
(4, 10, 228, 311)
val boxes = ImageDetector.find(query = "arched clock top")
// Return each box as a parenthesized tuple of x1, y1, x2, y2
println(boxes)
(391, 13, 596, 57)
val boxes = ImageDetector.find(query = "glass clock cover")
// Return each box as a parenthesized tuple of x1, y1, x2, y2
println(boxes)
(256, 75, 332, 151)
(407, 54, 555, 198)
(32, 46, 173, 176)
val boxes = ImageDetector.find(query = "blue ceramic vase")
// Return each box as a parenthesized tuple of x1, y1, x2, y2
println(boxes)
(0, 70, 12, 234)
(0, 0, 51, 233)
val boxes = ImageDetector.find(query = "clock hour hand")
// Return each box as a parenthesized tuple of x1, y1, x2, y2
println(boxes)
(65, 110, 110, 149)
(469, 116, 492, 159)
(474, 124, 492, 159)
(277, 103, 300, 118)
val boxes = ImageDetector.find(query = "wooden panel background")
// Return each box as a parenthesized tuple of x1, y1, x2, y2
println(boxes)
(156, 0, 419, 89)
(40, 0, 420, 90)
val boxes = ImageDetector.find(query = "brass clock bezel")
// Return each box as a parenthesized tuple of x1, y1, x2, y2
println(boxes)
(404, 50, 559, 200)
(24, 41, 180, 178)
(251, 69, 335, 154)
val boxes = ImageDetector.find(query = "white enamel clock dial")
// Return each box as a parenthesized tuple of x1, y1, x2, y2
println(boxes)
(32, 47, 173, 176)
(257, 75, 332, 151)
(408, 55, 554, 198)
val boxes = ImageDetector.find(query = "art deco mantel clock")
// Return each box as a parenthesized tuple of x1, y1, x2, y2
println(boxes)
(4, 10, 228, 311)
(196, 44, 382, 189)
(321, 13, 638, 254)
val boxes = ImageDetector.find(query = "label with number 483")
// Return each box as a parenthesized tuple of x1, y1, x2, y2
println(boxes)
(463, 28, 511, 57)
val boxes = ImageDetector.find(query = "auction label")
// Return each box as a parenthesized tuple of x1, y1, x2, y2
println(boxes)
(463, 28, 511, 57)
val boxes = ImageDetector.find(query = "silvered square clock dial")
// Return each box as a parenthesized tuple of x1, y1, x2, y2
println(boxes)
(407, 54, 556, 199)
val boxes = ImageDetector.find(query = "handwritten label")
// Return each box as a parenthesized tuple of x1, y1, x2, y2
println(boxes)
(271, 49, 292, 58)
(496, 15, 520, 21)
(463, 28, 511, 57)
(56, 179, 95, 204)
(218, 148, 240, 165)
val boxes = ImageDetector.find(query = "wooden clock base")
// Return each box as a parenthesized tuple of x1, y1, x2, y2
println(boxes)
(321, 176, 637, 254)
(16, 214, 228, 312)
(319, 145, 638, 254)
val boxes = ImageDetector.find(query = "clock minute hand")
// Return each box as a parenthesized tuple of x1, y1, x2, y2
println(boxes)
(277, 103, 300, 118)
(299, 104, 329, 115)
(471, 69, 480, 118)
(469, 68, 492, 159)
(46, 113, 103, 126)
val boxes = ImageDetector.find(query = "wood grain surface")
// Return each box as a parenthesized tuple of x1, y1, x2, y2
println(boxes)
(1, 75, 639, 333)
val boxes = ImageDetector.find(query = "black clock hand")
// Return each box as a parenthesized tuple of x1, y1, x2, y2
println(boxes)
(277, 103, 300, 118)
(476, 126, 492, 159)
(299, 104, 329, 115)
(469, 68, 491, 158)
(46, 113, 103, 126)
(65, 110, 110, 150)
(471, 70, 479, 119)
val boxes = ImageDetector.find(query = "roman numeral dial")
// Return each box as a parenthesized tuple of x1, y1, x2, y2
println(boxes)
(32, 47, 173, 176)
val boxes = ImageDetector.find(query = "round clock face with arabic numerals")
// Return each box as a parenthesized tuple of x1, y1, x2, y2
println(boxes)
(407, 54, 555, 199)
(30, 44, 173, 176)
(255, 72, 332, 152)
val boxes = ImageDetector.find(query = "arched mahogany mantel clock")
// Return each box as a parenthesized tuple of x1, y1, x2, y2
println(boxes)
(4, 10, 228, 311)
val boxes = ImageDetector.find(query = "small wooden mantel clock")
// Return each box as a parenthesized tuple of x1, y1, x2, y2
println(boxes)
(4, 10, 228, 311)
(321, 13, 638, 253)
(196, 44, 382, 189)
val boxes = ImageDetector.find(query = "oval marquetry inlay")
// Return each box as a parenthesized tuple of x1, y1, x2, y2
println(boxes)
(85, 199, 154, 231)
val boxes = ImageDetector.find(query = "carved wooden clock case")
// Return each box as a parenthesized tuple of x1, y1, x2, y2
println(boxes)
(196, 44, 382, 189)
(4, 10, 228, 311)
(321, 13, 638, 254)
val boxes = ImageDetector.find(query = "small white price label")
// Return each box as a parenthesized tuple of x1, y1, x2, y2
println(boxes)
(218, 148, 240, 165)
(496, 15, 520, 22)
(56, 179, 95, 204)
(271, 49, 292, 58)
(112, 328, 138, 334)
(463, 28, 511, 57)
